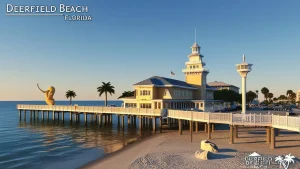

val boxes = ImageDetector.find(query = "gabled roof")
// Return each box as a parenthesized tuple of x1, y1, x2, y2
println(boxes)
(134, 76, 198, 90)
(207, 81, 239, 89)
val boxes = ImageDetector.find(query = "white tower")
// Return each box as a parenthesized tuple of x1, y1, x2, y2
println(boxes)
(236, 55, 253, 114)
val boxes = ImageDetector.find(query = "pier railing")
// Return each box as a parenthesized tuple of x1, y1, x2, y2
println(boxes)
(272, 115, 300, 132)
(168, 110, 273, 126)
(17, 105, 162, 116)
(17, 105, 300, 132)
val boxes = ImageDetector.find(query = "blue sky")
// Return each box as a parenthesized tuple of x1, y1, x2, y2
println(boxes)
(0, 0, 299, 101)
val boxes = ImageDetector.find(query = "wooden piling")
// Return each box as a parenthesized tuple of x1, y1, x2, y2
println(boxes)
(229, 125, 234, 144)
(190, 120, 193, 142)
(160, 117, 162, 133)
(84, 113, 87, 124)
(266, 127, 271, 144)
(62, 112, 64, 121)
(195, 122, 198, 132)
(152, 117, 156, 132)
(139, 116, 142, 130)
(128, 116, 131, 126)
(52, 111, 55, 121)
(179, 119, 182, 135)
(42, 110, 44, 121)
(70, 112, 72, 122)
(24, 110, 26, 121)
(19, 110, 21, 119)
(122, 115, 125, 130)
(207, 123, 211, 139)
(234, 126, 238, 139)
(270, 127, 275, 149)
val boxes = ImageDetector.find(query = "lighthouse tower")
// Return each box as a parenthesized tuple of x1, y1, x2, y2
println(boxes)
(182, 41, 209, 100)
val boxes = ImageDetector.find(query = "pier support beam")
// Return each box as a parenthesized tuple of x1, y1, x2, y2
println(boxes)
(204, 123, 208, 132)
(212, 124, 215, 132)
(19, 110, 21, 120)
(52, 111, 55, 121)
(70, 112, 72, 122)
(62, 112, 64, 121)
(234, 126, 238, 139)
(179, 120, 182, 135)
(84, 113, 87, 125)
(152, 117, 156, 132)
(270, 127, 276, 149)
(160, 117, 162, 133)
(90, 114, 93, 123)
(24, 110, 26, 121)
(207, 123, 211, 140)
(42, 111, 44, 121)
(139, 116, 142, 130)
(77, 113, 80, 122)
(229, 125, 234, 144)
(190, 120, 193, 142)
(195, 122, 198, 132)
(117, 115, 120, 127)
(121, 115, 125, 130)
(47, 111, 49, 120)
(128, 116, 131, 127)
(98, 114, 102, 126)
(266, 127, 271, 144)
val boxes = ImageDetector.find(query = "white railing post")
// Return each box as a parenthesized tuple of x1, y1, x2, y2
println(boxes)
(260, 113, 262, 124)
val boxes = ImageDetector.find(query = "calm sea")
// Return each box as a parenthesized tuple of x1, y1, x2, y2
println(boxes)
(0, 101, 154, 169)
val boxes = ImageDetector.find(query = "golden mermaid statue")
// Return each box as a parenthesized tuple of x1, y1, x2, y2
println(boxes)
(37, 83, 55, 105)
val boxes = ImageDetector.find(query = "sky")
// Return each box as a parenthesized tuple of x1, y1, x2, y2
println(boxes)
(0, 0, 299, 101)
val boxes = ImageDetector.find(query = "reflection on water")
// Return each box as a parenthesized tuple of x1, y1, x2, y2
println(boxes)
(18, 118, 152, 154)
(0, 101, 155, 169)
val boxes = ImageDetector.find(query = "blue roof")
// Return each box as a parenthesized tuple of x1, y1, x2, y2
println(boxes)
(134, 76, 197, 89)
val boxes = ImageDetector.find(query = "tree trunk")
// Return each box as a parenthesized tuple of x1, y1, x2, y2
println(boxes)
(105, 92, 107, 107)
(70, 97, 72, 105)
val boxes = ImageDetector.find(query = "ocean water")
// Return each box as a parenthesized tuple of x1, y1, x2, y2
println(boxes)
(0, 101, 154, 169)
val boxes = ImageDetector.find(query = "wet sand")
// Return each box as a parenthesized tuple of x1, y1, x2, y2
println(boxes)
(81, 127, 300, 169)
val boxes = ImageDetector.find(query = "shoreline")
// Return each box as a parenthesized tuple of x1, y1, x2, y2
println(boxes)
(80, 131, 167, 169)
(81, 127, 300, 169)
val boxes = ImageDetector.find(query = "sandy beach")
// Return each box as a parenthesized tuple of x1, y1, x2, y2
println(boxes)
(81, 126, 300, 169)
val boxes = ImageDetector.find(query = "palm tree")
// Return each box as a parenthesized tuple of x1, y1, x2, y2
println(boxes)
(118, 91, 134, 99)
(65, 90, 76, 105)
(246, 91, 257, 104)
(286, 90, 293, 97)
(97, 82, 115, 106)
(267, 93, 274, 102)
(255, 90, 259, 99)
(261, 87, 269, 101)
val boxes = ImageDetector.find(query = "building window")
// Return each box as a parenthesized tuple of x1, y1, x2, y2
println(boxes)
(200, 103, 203, 107)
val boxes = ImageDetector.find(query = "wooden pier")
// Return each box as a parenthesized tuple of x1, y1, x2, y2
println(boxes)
(17, 104, 300, 149)
(17, 105, 163, 133)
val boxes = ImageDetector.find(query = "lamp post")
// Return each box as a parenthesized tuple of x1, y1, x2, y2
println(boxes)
(236, 55, 253, 114)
